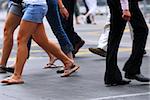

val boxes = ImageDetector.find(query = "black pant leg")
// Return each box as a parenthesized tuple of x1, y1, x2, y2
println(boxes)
(61, 0, 82, 48)
(83, 0, 91, 23)
(105, 0, 127, 84)
(123, 2, 149, 75)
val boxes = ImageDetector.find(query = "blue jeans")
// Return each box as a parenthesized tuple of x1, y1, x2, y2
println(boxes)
(46, 0, 74, 53)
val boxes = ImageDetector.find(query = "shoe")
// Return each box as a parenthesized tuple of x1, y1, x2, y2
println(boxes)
(89, 48, 107, 57)
(5, 67, 15, 73)
(56, 67, 64, 74)
(105, 79, 131, 87)
(125, 73, 150, 82)
(0, 65, 6, 73)
(73, 40, 85, 54)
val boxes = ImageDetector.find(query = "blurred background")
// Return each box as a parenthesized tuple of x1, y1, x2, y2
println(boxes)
(0, 0, 150, 15)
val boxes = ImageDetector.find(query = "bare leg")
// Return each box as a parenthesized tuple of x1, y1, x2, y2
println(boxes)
(1, 21, 79, 84)
(31, 24, 74, 66)
(13, 20, 37, 80)
(0, 13, 21, 66)
(31, 24, 78, 77)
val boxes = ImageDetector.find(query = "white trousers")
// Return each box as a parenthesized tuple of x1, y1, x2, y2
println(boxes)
(97, 8, 134, 51)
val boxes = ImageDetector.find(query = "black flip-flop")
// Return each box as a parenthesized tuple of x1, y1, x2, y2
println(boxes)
(43, 63, 63, 69)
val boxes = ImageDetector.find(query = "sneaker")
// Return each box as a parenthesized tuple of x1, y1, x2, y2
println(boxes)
(89, 48, 107, 57)
(5, 67, 14, 73)
(56, 67, 64, 74)
(0, 65, 6, 73)
(73, 39, 85, 54)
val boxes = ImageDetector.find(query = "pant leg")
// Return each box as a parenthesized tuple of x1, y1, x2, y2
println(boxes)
(61, 0, 82, 48)
(74, 1, 80, 18)
(46, 0, 74, 53)
(83, 0, 91, 23)
(105, 0, 127, 84)
(123, 2, 149, 75)
(97, 10, 110, 50)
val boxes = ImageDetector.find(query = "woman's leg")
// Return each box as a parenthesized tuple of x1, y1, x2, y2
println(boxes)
(0, 12, 21, 68)
(32, 24, 79, 76)
(13, 20, 38, 79)
(32, 24, 74, 66)
(1, 20, 39, 84)
(1, 21, 79, 84)
(32, 31, 58, 68)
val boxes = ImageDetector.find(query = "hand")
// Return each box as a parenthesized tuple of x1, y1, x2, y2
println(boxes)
(122, 10, 131, 21)
(60, 7, 69, 20)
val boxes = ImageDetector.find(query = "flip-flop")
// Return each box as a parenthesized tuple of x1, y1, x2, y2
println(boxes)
(1, 77, 24, 85)
(61, 65, 80, 77)
(43, 63, 63, 69)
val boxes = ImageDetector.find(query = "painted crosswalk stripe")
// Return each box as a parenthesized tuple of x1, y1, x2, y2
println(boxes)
(90, 92, 150, 100)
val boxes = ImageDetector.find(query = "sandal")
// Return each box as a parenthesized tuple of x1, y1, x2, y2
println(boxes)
(0, 65, 6, 73)
(1, 77, 24, 85)
(43, 63, 63, 69)
(61, 64, 80, 77)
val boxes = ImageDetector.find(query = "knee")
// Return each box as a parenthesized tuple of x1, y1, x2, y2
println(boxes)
(17, 32, 28, 46)
(3, 27, 13, 41)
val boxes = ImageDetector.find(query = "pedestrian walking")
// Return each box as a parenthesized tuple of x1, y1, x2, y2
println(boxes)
(83, 0, 91, 24)
(44, 0, 75, 68)
(81, 0, 97, 24)
(60, 0, 85, 55)
(105, 0, 150, 86)
(89, 6, 147, 57)
(0, 0, 32, 73)
(1, 0, 79, 85)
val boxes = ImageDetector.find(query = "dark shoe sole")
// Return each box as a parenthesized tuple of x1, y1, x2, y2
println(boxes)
(89, 48, 107, 57)
(125, 76, 150, 82)
(73, 40, 85, 54)
(105, 80, 131, 87)
(125, 74, 150, 82)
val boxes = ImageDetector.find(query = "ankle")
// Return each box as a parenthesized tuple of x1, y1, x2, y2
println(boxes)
(64, 60, 74, 69)
(66, 52, 73, 60)
(12, 73, 22, 80)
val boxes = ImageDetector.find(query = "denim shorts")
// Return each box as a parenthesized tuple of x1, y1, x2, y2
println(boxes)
(8, 2, 23, 17)
(22, 4, 48, 23)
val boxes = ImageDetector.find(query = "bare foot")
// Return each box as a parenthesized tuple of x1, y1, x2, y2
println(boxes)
(61, 62, 80, 77)
(1, 74, 24, 85)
